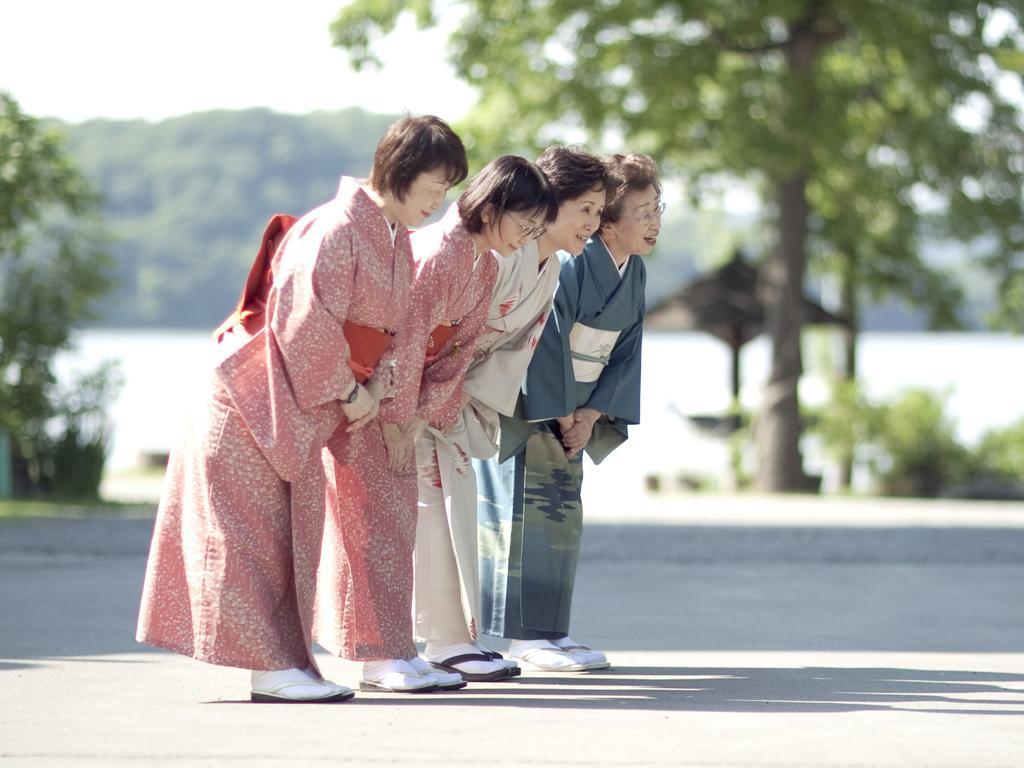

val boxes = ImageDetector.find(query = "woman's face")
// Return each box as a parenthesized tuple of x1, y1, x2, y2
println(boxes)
(604, 185, 662, 257)
(395, 169, 453, 228)
(544, 186, 607, 256)
(482, 207, 548, 257)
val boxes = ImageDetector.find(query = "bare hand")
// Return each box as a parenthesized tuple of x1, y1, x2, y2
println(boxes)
(561, 407, 600, 458)
(364, 375, 389, 402)
(380, 422, 412, 472)
(342, 384, 379, 432)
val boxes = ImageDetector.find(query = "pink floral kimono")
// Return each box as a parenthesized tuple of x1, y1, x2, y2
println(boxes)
(313, 203, 497, 659)
(137, 177, 412, 671)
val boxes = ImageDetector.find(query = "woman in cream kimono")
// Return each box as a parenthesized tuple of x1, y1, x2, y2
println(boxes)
(315, 155, 556, 691)
(414, 146, 611, 681)
(478, 153, 662, 672)
(137, 116, 467, 703)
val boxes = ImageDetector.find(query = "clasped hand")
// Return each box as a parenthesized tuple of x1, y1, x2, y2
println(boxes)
(556, 407, 601, 459)
(380, 417, 427, 472)
(342, 376, 389, 432)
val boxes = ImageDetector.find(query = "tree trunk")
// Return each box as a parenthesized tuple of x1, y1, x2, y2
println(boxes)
(756, 21, 821, 493)
(837, 261, 858, 489)
(758, 172, 810, 491)
(730, 344, 741, 403)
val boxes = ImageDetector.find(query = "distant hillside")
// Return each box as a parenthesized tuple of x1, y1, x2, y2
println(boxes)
(56, 108, 991, 330)
(60, 108, 397, 327)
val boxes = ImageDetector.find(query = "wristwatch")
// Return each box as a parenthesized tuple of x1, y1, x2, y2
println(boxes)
(343, 382, 361, 404)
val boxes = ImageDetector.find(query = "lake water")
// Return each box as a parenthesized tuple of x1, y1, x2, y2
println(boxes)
(57, 329, 1024, 495)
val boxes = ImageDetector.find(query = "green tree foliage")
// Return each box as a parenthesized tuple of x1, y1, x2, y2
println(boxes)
(61, 108, 397, 327)
(331, 0, 1024, 490)
(0, 92, 114, 489)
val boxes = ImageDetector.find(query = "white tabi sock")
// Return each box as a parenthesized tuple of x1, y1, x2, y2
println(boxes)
(551, 635, 608, 667)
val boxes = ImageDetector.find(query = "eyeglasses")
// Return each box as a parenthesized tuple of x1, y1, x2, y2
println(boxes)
(630, 201, 666, 226)
(506, 213, 547, 240)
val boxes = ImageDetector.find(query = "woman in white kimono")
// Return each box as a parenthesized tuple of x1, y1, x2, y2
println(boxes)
(478, 153, 662, 672)
(413, 146, 611, 681)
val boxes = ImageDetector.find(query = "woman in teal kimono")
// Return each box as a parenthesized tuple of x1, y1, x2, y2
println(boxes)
(477, 153, 663, 671)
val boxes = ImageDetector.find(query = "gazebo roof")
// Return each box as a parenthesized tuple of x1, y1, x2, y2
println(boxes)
(645, 249, 847, 347)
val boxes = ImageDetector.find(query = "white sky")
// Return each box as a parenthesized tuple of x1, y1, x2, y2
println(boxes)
(0, 0, 476, 123)
(9, 1, 1015, 220)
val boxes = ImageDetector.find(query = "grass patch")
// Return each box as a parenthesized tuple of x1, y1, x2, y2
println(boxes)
(0, 498, 155, 519)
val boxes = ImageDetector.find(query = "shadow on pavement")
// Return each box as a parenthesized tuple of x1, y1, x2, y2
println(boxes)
(200, 666, 1024, 715)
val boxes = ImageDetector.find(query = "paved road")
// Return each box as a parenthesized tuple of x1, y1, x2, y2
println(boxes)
(1, 496, 1022, 767)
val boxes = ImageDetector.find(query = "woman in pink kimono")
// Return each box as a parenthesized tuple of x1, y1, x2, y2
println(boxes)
(321, 156, 556, 690)
(136, 115, 467, 703)
(411, 146, 610, 681)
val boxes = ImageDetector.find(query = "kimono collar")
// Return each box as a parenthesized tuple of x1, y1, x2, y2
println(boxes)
(594, 234, 631, 277)
(579, 235, 643, 318)
(486, 238, 545, 331)
(334, 176, 405, 254)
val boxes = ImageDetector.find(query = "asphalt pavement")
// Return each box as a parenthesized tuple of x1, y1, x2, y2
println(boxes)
(1, 493, 1022, 767)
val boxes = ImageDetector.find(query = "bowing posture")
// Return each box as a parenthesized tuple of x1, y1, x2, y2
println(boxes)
(137, 115, 467, 702)
(355, 156, 557, 687)
(478, 153, 662, 672)
(414, 146, 610, 681)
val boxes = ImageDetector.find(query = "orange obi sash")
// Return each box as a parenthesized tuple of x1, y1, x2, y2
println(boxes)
(213, 213, 392, 384)
(344, 321, 393, 383)
(425, 322, 459, 365)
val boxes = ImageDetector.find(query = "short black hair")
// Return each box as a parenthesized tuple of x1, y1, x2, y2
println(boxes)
(457, 155, 558, 234)
(369, 115, 468, 202)
(536, 145, 611, 205)
(600, 153, 662, 227)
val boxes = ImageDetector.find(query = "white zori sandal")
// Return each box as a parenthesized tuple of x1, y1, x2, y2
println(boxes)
(360, 659, 439, 693)
(407, 656, 467, 691)
(552, 636, 610, 670)
(508, 640, 588, 672)
(473, 641, 521, 677)
(250, 667, 354, 703)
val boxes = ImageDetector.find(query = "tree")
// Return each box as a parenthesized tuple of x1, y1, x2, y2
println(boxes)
(332, 0, 1024, 491)
(0, 92, 114, 491)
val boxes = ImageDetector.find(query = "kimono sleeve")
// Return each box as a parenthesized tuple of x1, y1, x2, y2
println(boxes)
(584, 316, 643, 424)
(521, 256, 580, 421)
(267, 221, 358, 411)
(463, 307, 547, 417)
(417, 259, 497, 430)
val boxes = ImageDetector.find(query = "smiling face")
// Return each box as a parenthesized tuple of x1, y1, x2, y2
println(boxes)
(603, 185, 662, 257)
(480, 205, 548, 257)
(392, 168, 453, 228)
(543, 185, 608, 256)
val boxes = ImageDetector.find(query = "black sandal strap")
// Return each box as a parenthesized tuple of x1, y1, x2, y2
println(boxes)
(437, 652, 494, 666)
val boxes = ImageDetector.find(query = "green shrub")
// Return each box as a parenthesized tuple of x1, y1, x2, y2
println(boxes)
(974, 418, 1024, 482)
(41, 362, 121, 501)
(49, 426, 107, 500)
(806, 378, 878, 470)
(871, 389, 971, 497)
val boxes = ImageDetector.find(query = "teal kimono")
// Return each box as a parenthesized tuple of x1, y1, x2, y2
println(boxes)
(477, 236, 645, 639)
